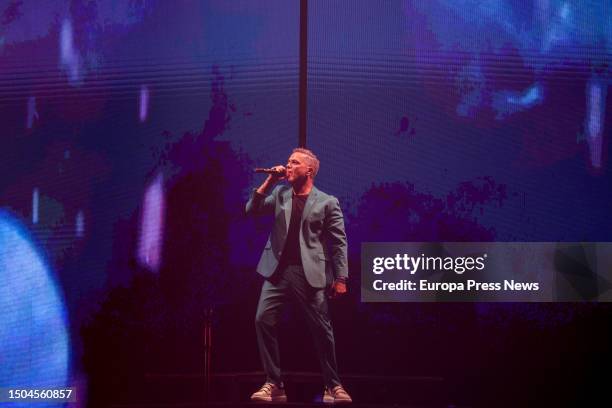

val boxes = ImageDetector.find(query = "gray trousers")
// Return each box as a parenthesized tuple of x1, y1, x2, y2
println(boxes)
(255, 265, 341, 389)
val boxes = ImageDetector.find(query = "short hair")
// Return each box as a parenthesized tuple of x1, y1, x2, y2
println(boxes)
(292, 147, 320, 178)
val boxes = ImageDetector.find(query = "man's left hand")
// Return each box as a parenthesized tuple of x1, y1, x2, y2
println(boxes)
(329, 278, 347, 299)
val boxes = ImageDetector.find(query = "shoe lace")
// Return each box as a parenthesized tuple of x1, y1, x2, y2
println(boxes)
(260, 383, 274, 394)
(330, 386, 345, 396)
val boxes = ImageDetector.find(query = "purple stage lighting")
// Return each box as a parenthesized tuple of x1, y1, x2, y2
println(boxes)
(76, 210, 84, 238)
(137, 174, 165, 272)
(60, 19, 81, 85)
(139, 85, 149, 122)
(32, 188, 39, 224)
(586, 79, 605, 169)
(26, 96, 38, 129)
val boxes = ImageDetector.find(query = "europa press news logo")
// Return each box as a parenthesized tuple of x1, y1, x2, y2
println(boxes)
(371, 253, 488, 275)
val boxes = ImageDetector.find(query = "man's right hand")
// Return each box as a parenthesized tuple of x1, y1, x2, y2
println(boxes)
(266, 165, 287, 182)
(256, 165, 286, 195)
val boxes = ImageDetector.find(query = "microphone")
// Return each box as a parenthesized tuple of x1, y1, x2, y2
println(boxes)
(254, 167, 286, 176)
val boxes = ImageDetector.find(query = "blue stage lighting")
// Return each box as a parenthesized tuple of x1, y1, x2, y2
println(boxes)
(0, 210, 70, 408)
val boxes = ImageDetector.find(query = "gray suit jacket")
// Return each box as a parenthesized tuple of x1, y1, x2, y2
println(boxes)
(245, 185, 348, 288)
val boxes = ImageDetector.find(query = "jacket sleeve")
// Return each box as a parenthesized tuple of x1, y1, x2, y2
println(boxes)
(245, 186, 278, 216)
(325, 197, 348, 279)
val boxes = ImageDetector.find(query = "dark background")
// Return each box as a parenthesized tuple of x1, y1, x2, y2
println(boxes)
(0, 1, 611, 406)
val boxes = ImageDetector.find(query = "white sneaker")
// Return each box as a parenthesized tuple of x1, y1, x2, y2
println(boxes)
(250, 382, 287, 403)
(323, 387, 335, 404)
(323, 385, 352, 404)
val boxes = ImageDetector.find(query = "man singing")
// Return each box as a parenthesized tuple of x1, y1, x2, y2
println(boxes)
(245, 148, 352, 404)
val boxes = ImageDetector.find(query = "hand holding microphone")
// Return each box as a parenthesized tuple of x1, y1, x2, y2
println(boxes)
(254, 165, 287, 181)
(254, 166, 286, 176)
(254, 165, 286, 195)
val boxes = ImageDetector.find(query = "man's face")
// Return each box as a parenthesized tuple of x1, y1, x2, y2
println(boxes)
(285, 152, 311, 184)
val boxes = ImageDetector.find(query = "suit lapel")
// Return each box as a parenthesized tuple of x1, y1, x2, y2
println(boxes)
(301, 186, 319, 223)
(283, 187, 292, 234)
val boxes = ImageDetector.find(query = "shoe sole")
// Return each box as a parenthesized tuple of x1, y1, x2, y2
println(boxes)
(323, 397, 352, 404)
(251, 396, 288, 403)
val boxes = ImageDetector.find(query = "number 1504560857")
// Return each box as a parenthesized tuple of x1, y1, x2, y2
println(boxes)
(0, 387, 76, 402)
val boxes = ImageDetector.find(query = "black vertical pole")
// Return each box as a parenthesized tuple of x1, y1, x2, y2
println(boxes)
(299, 0, 308, 148)
(203, 308, 212, 405)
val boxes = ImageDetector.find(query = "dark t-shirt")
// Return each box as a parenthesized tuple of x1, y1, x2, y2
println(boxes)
(280, 192, 309, 266)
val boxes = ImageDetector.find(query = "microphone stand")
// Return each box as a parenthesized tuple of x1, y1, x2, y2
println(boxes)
(203, 307, 213, 405)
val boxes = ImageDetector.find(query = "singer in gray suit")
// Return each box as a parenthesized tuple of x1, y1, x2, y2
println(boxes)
(246, 148, 352, 404)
